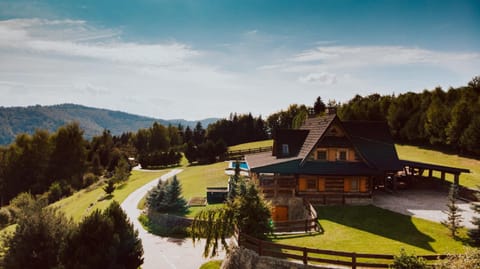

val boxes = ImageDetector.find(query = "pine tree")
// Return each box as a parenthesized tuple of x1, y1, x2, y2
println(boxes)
(146, 180, 167, 211)
(442, 184, 463, 237)
(103, 179, 115, 195)
(468, 195, 480, 245)
(165, 175, 187, 213)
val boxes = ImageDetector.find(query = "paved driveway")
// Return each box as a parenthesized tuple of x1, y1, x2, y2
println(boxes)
(373, 190, 475, 229)
(121, 169, 225, 269)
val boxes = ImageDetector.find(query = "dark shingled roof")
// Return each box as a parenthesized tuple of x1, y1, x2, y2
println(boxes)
(246, 114, 402, 175)
(273, 129, 309, 157)
(251, 159, 381, 176)
(298, 114, 336, 159)
(342, 121, 403, 172)
(245, 152, 300, 170)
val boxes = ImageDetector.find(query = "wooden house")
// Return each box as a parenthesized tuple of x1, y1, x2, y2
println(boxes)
(246, 113, 403, 221)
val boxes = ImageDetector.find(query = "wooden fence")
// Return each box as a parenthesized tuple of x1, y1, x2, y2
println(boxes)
(238, 232, 447, 269)
(227, 146, 273, 159)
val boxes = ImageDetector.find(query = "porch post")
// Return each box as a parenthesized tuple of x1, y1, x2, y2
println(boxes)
(454, 174, 460, 186)
(428, 169, 433, 178)
(274, 177, 278, 197)
(441, 171, 446, 181)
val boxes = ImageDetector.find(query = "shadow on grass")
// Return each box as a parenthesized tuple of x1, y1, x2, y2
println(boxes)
(315, 205, 436, 252)
(115, 182, 127, 190)
(98, 194, 114, 201)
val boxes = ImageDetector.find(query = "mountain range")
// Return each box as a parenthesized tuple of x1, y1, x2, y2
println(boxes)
(0, 104, 219, 145)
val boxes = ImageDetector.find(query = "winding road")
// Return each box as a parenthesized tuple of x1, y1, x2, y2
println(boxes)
(121, 169, 225, 269)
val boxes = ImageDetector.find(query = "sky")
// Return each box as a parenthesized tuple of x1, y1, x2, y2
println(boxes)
(0, 0, 479, 120)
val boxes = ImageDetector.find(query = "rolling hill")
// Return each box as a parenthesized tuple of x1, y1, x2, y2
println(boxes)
(0, 104, 218, 145)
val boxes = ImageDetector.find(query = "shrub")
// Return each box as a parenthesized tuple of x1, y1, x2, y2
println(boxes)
(390, 249, 427, 269)
(3, 206, 73, 269)
(83, 173, 99, 187)
(0, 207, 12, 228)
(47, 182, 63, 203)
(437, 248, 480, 269)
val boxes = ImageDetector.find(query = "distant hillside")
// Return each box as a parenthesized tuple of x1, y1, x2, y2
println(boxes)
(0, 104, 218, 145)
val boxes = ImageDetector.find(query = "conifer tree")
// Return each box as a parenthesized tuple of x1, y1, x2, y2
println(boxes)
(103, 179, 115, 195)
(442, 184, 463, 237)
(468, 195, 480, 245)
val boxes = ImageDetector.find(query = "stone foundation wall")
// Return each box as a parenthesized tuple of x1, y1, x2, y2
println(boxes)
(269, 197, 308, 220)
(221, 247, 332, 269)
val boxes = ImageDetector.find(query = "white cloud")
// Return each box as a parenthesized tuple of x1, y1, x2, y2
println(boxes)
(0, 19, 199, 67)
(299, 72, 337, 85)
(290, 45, 480, 68)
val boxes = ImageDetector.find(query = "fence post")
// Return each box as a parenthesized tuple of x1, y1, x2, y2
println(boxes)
(303, 248, 308, 265)
(258, 239, 263, 256)
(352, 252, 356, 269)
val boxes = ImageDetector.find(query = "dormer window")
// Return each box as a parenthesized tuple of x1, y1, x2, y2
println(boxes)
(282, 144, 289, 156)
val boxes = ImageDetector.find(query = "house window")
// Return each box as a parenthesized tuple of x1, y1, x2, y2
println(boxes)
(317, 150, 327, 161)
(282, 144, 289, 156)
(354, 151, 361, 161)
(307, 178, 317, 190)
(351, 178, 359, 192)
(337, 149, 347, 161)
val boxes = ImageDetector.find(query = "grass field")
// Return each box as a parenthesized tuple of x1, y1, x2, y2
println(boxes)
(228, 140, 273, 151)
(272, 205, 468, 255)
(178, 162, 229, 200)
(396, 144, 480, 189)
(53, 169, 168, 221)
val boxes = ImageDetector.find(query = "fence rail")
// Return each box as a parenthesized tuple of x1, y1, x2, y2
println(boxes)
(238, 232, 448, 269)
(227, 146, 273, 158)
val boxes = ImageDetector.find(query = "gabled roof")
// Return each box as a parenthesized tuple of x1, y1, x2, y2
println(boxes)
(342, 121, 402, 171)
(297, 114, 336, 160)
(246, 114, 402, 174)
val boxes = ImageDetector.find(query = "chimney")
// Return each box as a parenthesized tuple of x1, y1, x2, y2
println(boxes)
(326, 106, 337, 115)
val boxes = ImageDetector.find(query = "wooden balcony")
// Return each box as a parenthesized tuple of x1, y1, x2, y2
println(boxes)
(259, 175, 296, 198)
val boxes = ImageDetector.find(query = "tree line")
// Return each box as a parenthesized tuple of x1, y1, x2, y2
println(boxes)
(0, 123, 133, 207)
(337, 76, 480, 156)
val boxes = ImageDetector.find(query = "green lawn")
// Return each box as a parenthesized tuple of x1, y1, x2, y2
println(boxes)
(396, 144, 480, 189)
(178, 162, 229, 201)
(53, 169, 168, 221)
(228, 140, 273, 151)
(272, 205, 467, 255)
(199, 260, 223, 269)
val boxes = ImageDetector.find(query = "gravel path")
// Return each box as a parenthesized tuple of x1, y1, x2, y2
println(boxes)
(373, 190, 475, 229)
(121, 169, 225, 269)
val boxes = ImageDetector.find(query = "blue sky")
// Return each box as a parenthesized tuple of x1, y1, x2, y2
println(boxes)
(0, 0, 479, 120)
